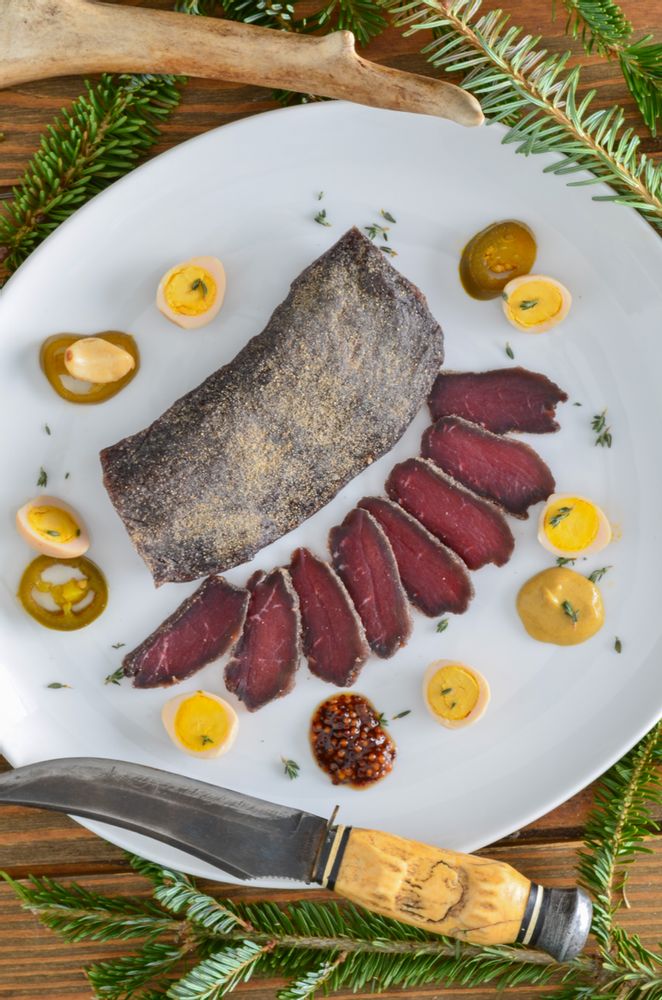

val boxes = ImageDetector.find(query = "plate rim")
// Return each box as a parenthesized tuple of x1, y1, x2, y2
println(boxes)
(1, 100, 661, 882)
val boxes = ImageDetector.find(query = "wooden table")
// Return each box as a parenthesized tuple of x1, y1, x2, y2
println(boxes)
(1, 1, 661, 996)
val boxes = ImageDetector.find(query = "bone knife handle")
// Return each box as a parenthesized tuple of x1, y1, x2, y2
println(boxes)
(316, 827, 592, 961)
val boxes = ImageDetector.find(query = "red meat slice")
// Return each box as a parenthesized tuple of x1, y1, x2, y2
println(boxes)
(386, 458, 514, 570)
(123, 576, 248, 688)
(329, 508, 412, 658)
(224, 568, 301, 711)
(289, 548, 369, 686)
(422, 416, 555, 518)
(358, 497, 473, 617)
(428, 367, 568, 433)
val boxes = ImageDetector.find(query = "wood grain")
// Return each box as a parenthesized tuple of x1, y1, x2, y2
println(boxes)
(0, 0, 661, 995)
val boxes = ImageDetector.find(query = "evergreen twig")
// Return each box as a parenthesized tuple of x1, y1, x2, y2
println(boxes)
(3, 721, 661, 997)
(557, 0, 662, 135)
(379, 0, 662, 232)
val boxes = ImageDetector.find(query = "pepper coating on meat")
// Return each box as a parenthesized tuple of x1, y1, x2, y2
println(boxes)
(122, 575, 249, 688)
(100, 228, 444, 585)
(422, 416, 556, 518)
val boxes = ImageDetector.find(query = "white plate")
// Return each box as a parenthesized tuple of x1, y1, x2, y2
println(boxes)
(1, 103, 661, 884)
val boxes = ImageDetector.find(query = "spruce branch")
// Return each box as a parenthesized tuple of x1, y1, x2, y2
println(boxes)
(577, 720, 662, 954)
(379, 0, 662, 232)
(556, 0, 662, 135)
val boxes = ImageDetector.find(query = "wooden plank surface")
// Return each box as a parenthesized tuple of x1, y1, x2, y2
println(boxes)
(1, 0, 661, 995)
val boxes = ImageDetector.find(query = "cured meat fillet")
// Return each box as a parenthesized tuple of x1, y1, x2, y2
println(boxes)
(100, 227, 444, 585)
(358, 498, 474, 617)
(289, 547, 369, 686)
(123, 576, 248, 688)
(224, 569, 301, 712)
(422, 416, 555, 518)
(428, 367, 568, 434)
(386, 458, 514, 570)
(329, 508, 411, 658)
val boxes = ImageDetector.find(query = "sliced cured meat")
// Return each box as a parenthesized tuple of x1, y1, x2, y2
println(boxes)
(224, 568, 301, 712)
(289, 547, 369, 686)
(428, 367, 568, 434)
(123, 576, 248, 688)
(329, 508, 411, 658)
(100, 227, 444, 585)
(358, 497, 473, 617)
(386, 458, 514, 570)
(422, 416, 555, 518)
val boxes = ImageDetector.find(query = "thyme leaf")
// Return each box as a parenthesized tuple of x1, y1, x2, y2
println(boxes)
(46, 682, 71, 689)
(505, 342, 515, 359)
(436, 618, 449, 633)
(380, 209, 397, 223)
(518, 298, 539, 310)
(314, 209, 331, 227)
(588, 566, 612, 584)
(281, 757, 300, 780)
(549, 505, 573, 527)
(392, 709, 411, 719)
(592, 409, 613, 447)
(562, 599, 580, 624)
(190, 277, 208, 297)
(556, 556, 577, 567)
(614, 636, 623, 653)
(104, 666, 124, 686)
(37, 466, 48, 488)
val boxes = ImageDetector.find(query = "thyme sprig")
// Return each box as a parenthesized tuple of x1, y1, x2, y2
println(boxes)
(4, 724, 660, 998)
(281, 757, 300, 780)
(592, 409, 613, 447)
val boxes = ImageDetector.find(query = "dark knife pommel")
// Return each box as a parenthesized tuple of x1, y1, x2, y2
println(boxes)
(517, 885, 593, 962)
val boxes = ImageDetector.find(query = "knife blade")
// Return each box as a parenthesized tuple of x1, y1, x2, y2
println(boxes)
(0, 758, 592, 962)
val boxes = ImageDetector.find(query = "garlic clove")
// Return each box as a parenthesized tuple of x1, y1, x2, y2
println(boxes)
(64, 337, 136, 384)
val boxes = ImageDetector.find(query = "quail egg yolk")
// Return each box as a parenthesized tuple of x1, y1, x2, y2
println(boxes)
(504, 278, 564, 329)
(426, 664, 480, 722)
(174, 692, 233, 752)
(543, 498, 600, 552)
(27, 505, 80, 545)
(164, 266, 217, 317)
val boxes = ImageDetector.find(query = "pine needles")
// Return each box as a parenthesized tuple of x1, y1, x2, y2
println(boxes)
(0, 74, 182, 279)
(557, 0, 662, 134)
(380, 0, 662, 233)
(2, 723, 661, 998)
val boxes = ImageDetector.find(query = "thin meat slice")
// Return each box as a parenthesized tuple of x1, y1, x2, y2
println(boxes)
(358, 498, 473, 617)
(329, 508, 412, 658)
(386, 458, 514, 570)
(224, 568, 301, 711)
(428, 367, 568, 434)
(422, 416, 555, 518)
(123, 576, 248, 688)
(289, 548, 369, 686)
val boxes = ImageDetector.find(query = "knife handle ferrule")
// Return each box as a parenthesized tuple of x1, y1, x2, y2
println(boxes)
(314, 824, 352, 889)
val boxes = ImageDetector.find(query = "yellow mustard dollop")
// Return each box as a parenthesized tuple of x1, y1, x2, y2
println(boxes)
(426, 664, 480, 722)
(164, 266, 217, 317)
(27, 505, 80, 545)
(174, 691, 233, 752)
(516, 567, 604, 646)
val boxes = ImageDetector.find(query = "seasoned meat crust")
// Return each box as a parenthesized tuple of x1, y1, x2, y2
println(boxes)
(100, 227, 444, 585)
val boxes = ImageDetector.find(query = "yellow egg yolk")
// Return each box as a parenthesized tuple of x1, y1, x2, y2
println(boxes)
(504, 279, 564, 329)
(544, 498, 599, 553)
(426, 664, 480, 722)
(164, 266, 217, 317)
(27, 505, 80, 545)
(174, 692, 232, 752)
